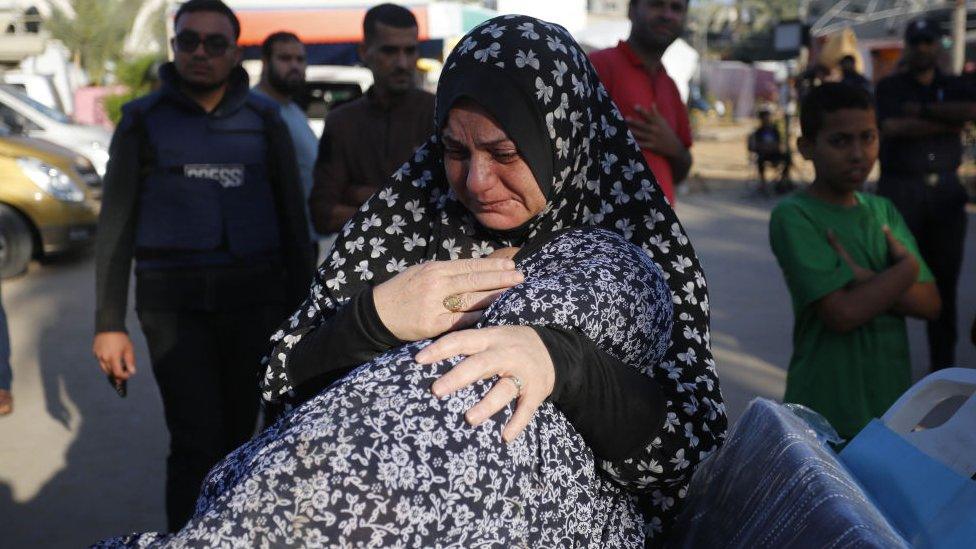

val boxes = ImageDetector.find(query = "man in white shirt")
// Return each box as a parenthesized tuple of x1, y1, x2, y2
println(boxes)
(255, 31, 320, 244)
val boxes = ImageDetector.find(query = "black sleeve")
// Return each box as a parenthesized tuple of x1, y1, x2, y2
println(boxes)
(287, 289, 666, 458)
(94, 111, 144, 333)
(532, 325, 666, 462)
(266, 110, 315, 308)
(286, 288, 403, 397)
(946, 74, 976, 102)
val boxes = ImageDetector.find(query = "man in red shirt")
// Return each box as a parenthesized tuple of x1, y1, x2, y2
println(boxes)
(590, 0, 692, 204)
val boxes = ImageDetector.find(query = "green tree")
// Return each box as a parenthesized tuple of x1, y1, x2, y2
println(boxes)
(46, 0, 143, 85)
(102, 54, 164, 124)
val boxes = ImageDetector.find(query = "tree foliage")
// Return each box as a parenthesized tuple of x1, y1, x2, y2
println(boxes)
(46, 0, 144, 85)
(103, 54, 164, 124)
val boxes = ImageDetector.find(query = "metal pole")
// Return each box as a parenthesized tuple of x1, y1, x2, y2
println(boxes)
(952, 0, 966, 74)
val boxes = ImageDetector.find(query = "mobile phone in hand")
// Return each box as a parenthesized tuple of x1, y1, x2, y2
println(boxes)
(106, 359, 128, 398)
(106, 373, 127, 398)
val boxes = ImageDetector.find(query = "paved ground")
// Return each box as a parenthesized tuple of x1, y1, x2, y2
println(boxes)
(1, 182, 973, 546)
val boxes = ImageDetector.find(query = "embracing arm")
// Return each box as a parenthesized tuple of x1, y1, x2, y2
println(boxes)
(417, 229, 724, 500)
(261, 257, 524, 402)
(594, 361, 724, 496)
(536, 326, 666, 461)
(286, 288, 402, 398)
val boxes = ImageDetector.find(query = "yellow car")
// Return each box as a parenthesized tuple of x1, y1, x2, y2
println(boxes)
(0, 132, 100, 278)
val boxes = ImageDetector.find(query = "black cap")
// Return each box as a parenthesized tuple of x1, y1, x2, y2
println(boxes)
(904, 19, 942, 43)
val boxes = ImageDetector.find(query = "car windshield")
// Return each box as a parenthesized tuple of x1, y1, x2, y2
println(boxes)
(0, 84, 71, 123)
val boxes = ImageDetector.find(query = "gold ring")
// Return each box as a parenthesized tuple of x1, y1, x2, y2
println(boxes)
(443, 294, 464, 313)
(502, 375, 524, 397)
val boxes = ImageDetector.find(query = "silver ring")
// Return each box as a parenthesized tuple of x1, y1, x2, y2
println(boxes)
(502, 375, 523, 397)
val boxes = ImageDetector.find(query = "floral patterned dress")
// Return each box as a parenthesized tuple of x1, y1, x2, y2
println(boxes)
(98, 228, 675, 548)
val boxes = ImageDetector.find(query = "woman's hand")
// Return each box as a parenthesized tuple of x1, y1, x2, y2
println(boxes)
(373, 258, 524, 341)
(416, 326, 554, 443)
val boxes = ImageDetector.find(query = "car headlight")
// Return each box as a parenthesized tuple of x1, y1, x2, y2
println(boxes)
(16, 157, 85, 203)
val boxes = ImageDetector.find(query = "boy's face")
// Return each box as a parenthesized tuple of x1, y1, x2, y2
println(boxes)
(799, 108, 878, 193)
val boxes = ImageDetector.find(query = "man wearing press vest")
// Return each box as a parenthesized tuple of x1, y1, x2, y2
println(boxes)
(91, 0, 313, 530)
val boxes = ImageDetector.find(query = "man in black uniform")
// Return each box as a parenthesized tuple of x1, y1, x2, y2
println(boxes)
(91, 0, 313, 530)
(876, 19, 976, 371)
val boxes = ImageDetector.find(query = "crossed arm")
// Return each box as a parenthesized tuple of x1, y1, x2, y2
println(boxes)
(879, 99, 976, 138)
(816, 227, 941, 333)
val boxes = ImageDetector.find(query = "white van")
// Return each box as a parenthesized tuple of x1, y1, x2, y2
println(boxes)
(301, 65, 373, 137)
(0, 84, 111, 176)
(1, 72, 67, 113)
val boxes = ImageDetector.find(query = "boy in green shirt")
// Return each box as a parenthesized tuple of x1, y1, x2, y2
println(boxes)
(769, 83, 941, 439)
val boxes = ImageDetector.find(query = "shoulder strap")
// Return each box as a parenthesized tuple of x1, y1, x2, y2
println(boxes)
(120, 94, 161, 181)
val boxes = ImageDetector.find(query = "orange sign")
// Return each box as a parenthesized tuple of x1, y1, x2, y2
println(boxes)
(236, 6, 429, 46)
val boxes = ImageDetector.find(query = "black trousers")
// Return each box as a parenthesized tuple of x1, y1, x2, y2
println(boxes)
(878, 172, 969, 370)
(756, 152, 788, 175)
(137, 306, 285, 531)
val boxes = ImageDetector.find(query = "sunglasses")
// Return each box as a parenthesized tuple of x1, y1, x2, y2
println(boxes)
(174, 30, 232, 57)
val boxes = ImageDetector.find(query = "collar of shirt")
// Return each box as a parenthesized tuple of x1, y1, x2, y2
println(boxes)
(616, 40, 666, 77)
(365, 86, 420, 113)
(251, 85, 295, 107)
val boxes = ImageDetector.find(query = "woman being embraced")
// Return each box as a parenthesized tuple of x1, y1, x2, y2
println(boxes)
(98, 15, 725, 548)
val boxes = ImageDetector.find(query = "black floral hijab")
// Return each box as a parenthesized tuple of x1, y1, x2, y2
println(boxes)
(262, 15, 724, 453)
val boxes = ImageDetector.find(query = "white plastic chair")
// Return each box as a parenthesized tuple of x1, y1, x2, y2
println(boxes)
(881, 367, 976, 479)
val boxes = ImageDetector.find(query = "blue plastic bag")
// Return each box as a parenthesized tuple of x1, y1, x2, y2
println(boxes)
(839, 419, 976, 548)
